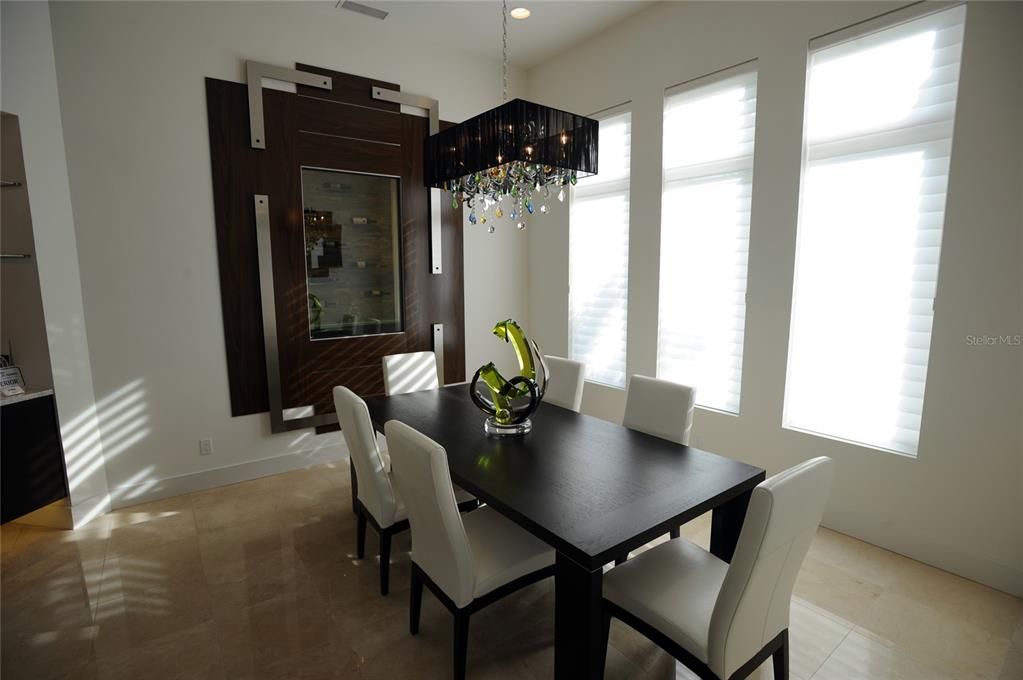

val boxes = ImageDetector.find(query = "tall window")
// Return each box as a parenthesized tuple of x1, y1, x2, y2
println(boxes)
(785, 6, 966, 455)
(657, 64, 758, 414)
(570, 108, 631, 387)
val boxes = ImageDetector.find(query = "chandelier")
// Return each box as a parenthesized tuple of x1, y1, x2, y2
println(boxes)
(423, 1, 599, 232)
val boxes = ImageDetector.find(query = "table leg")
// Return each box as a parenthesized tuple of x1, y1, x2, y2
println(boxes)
(710, 488, 753, 562)
(554, 553, 604, 680)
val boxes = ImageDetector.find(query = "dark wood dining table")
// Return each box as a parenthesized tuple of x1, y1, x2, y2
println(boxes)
(364, 385, 766, 680)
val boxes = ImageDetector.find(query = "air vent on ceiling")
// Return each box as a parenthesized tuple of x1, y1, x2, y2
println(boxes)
(337, 1, 388, 20)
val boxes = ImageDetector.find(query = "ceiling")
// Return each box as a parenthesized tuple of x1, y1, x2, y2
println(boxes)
(337, 1, 653, 69)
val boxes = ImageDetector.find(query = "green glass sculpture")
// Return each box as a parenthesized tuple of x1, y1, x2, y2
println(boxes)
(469, 320, 549, 436)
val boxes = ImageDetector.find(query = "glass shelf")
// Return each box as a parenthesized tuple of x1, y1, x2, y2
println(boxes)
(301, 167, 403, 340)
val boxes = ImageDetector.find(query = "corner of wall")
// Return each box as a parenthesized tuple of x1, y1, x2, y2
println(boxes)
(1, 0, 111, 524)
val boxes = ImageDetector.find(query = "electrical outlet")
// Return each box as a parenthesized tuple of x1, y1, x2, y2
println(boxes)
(199, 439, 214, 456)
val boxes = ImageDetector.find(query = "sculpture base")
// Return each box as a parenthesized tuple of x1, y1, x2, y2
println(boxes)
(484, 417, 532, 437)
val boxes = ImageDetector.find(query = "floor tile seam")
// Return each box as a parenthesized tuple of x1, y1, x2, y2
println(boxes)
(805, 625, 853, 680)
(792, 596, 860, 631)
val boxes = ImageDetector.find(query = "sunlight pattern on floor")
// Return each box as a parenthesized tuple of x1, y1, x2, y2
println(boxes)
(2, 463, 1020, 680)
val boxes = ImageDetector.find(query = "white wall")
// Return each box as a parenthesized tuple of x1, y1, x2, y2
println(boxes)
(39, 0, 527, 504)
(527, 1, 1023, 595)
(1, 1, 111, 525)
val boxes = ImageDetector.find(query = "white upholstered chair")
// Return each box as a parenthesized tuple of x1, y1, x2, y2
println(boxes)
(623, 374, 696, 446)
(385, 420, 556, 680)
(600, 457, 835, 680)
(380, 350, 477, 507)
(333, 387, 476, 595)
(382, 351, 440, 396)
(542, 355, 585, 412)
(620, 374, 697, 550)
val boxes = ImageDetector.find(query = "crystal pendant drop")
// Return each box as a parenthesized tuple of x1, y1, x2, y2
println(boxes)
(540, 204, 549, 214)
(468, 210, 477, 225)
(487, 225, 496, 234)
(510, 208, 518, 221)
(495, 206, 504, 218)
(451, 195, 459, 209)
(525, 199, 534, 215)
(516, 221, 526, 230)
(558, 188, 565, 202)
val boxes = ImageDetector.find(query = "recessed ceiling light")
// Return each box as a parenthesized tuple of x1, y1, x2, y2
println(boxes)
(510, 7, 531, 20)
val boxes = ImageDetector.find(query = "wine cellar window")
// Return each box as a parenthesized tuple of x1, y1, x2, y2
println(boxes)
(301, 167, 403, 339)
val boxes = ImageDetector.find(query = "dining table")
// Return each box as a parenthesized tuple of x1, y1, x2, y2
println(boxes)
(364, 384, 766, 680)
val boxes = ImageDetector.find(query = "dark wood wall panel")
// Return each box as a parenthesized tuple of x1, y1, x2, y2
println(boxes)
(280, 75, 416, 414)
(205, 78, 272, 415)
(296, 64, 400, 112)
(206, 66, 464, 422)
(404, 117, 466, 386)
(297, 132, 403, 176)
(295, 96, 402, 145)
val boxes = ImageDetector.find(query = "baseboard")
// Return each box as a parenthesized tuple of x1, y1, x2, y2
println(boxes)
(106, 445, 348, 510)
(71, 491, 112, 528)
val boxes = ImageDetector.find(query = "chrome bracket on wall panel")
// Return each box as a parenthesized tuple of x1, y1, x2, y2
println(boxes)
(371, 85, 444, 275)
(246, 61, 332, 149)
(254, 195, 338, 433)
(432, 323, 445, 387)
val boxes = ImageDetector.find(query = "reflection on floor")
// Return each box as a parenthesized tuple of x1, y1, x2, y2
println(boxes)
(2, 463, 1021, 680)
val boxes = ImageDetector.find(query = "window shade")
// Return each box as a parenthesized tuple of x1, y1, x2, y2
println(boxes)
(784, 6, 966, 455)
(570, 109, 631, 387)
(657, 65, 757, 414)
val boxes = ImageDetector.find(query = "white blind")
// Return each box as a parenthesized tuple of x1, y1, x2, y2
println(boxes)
(784, 6, 966, 455)
(570, 109, 631, 387)
(657, 65, 757, 414)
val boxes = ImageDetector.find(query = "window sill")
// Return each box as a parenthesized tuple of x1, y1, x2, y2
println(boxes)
(782, 424, 919, 460)
(695, 404, 740, 418)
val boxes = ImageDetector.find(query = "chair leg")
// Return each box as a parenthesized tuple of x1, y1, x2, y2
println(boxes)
(349, 461, 359, 515)
(597, 608, 612, 680)
(379, 530, 392, 596)
(669, 527, 681, 539)
(772, 630, 789, 680)
(453, 610, 470, 680)
(356, 510, 367, 559)
(410, 566, 424, 635)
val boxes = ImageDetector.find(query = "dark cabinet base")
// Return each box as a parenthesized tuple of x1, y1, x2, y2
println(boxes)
(1, 394, 68, 524)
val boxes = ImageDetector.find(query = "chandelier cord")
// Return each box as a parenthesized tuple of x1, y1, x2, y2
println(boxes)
(502, 0, 508, 102)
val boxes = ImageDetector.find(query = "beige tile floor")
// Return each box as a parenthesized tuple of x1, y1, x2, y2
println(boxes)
(2, 463, 1021, 680)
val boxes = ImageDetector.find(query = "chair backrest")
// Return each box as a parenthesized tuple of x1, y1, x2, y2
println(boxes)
(543, 355, 585, 412)
(382, 351, 440, 396)
(622, 375, 695, 445)
(385, 420, 475, 608)
(707, 457, 835, 678)
(333, 386, 398, 527)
